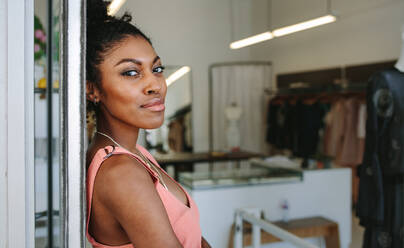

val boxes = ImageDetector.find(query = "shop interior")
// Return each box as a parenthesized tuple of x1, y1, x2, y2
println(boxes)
(33, 0, 404, 247)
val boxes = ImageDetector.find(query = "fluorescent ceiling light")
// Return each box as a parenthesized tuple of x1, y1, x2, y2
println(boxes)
(273, 15, 336, 37)
(230, 32, 274, 49)
(229, 15, 337, 49)
(166, 66, 191, 86)
(108, 0, 127, 16)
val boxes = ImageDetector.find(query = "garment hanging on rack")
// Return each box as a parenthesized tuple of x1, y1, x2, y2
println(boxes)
(357, 68, 404, 248)
(357, 103, 367, 164)
(183, 112, 193, 151)
(324, 99, 346, 158)
(168, 119, 185, 152)
(266, 101, 294, 150)
(266, 98, 327, 158)
(294, 100, 327, 158)
(167, 111, 193, 153)
(338, 98, 363, 166)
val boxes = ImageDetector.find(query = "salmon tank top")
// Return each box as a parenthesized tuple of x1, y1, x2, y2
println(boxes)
(86, 144, 202, 248)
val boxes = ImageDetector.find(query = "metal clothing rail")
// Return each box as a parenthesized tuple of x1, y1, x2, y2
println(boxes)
(265, 82, 368, 96)
(234, 209, 319, 248)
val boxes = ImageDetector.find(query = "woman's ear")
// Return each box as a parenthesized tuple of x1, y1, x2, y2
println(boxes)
(86, 81, 100, 102)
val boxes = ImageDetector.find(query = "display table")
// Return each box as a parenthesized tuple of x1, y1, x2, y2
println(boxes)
(183, 168, 351, 248)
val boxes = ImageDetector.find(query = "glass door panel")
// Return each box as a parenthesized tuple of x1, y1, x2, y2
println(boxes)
(34, 0, 60, 247)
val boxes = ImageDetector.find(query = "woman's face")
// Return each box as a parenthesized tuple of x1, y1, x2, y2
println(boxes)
(96, 36, 167, 130)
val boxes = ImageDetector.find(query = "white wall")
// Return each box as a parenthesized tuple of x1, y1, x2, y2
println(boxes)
(250, 0, 404, 87)
(1, 0, 35, 247)
(122, 0, 252, 153)
(0, 0, 8, 246)
(117, 0, 404, 152)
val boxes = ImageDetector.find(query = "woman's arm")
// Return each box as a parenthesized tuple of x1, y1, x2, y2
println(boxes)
(95, 155, 183, 248)
(201, 236, 212, 248)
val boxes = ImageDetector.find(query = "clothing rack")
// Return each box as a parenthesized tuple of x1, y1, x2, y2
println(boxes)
(265, 82, 367, 97)
(269, 60, 396, 97)
(265, 81, 368, 169)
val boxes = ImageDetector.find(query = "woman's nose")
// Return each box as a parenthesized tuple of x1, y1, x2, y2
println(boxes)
(143, 74, 162, 95)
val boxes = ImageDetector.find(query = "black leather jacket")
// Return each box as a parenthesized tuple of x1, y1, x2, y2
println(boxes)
(358, 67, 404, 227)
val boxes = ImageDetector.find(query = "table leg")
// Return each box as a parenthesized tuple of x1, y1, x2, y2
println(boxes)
(324, 226, 340, 248)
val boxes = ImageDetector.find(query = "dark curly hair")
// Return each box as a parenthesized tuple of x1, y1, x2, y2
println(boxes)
(86, 0, 152, 141)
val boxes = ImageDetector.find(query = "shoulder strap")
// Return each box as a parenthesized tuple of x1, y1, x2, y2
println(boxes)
(102, 145, 159, 180)
(136, 144, 162, 168)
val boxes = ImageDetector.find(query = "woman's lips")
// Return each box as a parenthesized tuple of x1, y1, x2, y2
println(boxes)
(141, 99, 165, 112)
(143, 103, 165, 112)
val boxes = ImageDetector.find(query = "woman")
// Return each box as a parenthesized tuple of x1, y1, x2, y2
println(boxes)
(85, 1, 210, 247)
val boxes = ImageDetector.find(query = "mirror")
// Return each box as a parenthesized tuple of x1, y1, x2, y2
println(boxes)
(145, 65, 193, 154)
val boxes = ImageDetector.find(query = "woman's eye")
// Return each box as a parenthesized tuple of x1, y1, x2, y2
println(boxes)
(122, 70, 138, 77)
(153, 66, 165, 73)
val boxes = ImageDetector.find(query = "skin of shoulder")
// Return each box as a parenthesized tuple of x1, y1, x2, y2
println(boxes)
(93, 154, 183, 248)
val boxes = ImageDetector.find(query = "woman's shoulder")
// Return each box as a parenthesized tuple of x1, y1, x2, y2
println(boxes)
(98, 151, 152, 181)
(86, 142, 160, 189)
(87, 143, 153, 176)
(91, 147, 158, 203)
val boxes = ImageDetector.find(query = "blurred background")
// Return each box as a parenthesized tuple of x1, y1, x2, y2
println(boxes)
(30, 0, 404, 247)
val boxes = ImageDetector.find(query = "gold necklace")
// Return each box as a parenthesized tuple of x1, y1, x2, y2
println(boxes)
(96, 131, 168, 190)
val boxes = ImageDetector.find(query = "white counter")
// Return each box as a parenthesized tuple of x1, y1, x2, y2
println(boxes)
(185, 168, 352, 248)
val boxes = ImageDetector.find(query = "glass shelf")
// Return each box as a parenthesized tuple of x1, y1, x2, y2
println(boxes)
(179, 161, 303, 190)
(34, 87, 59, 94)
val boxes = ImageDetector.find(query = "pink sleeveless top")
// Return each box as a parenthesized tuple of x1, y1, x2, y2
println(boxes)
(86, 144, 202, 248)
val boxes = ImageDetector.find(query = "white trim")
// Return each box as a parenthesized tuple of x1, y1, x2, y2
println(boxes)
(7, 0, 26, 246)
(1, 0, 35, 247)
(25, 0, 35, 246)
(60, 0, 87, 246)
(0, 0, 8, 247)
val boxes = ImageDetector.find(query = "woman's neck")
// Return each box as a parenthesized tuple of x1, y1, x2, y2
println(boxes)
(95, 118, 139, 154)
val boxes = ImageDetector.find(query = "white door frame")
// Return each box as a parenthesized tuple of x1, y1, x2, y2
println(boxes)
(59, 0, 87, 247)
(0, 0, 86, 247)
(0, 0, 35, 247)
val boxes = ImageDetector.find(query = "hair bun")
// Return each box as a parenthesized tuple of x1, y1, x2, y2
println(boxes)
(87, 0, 110, 27)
